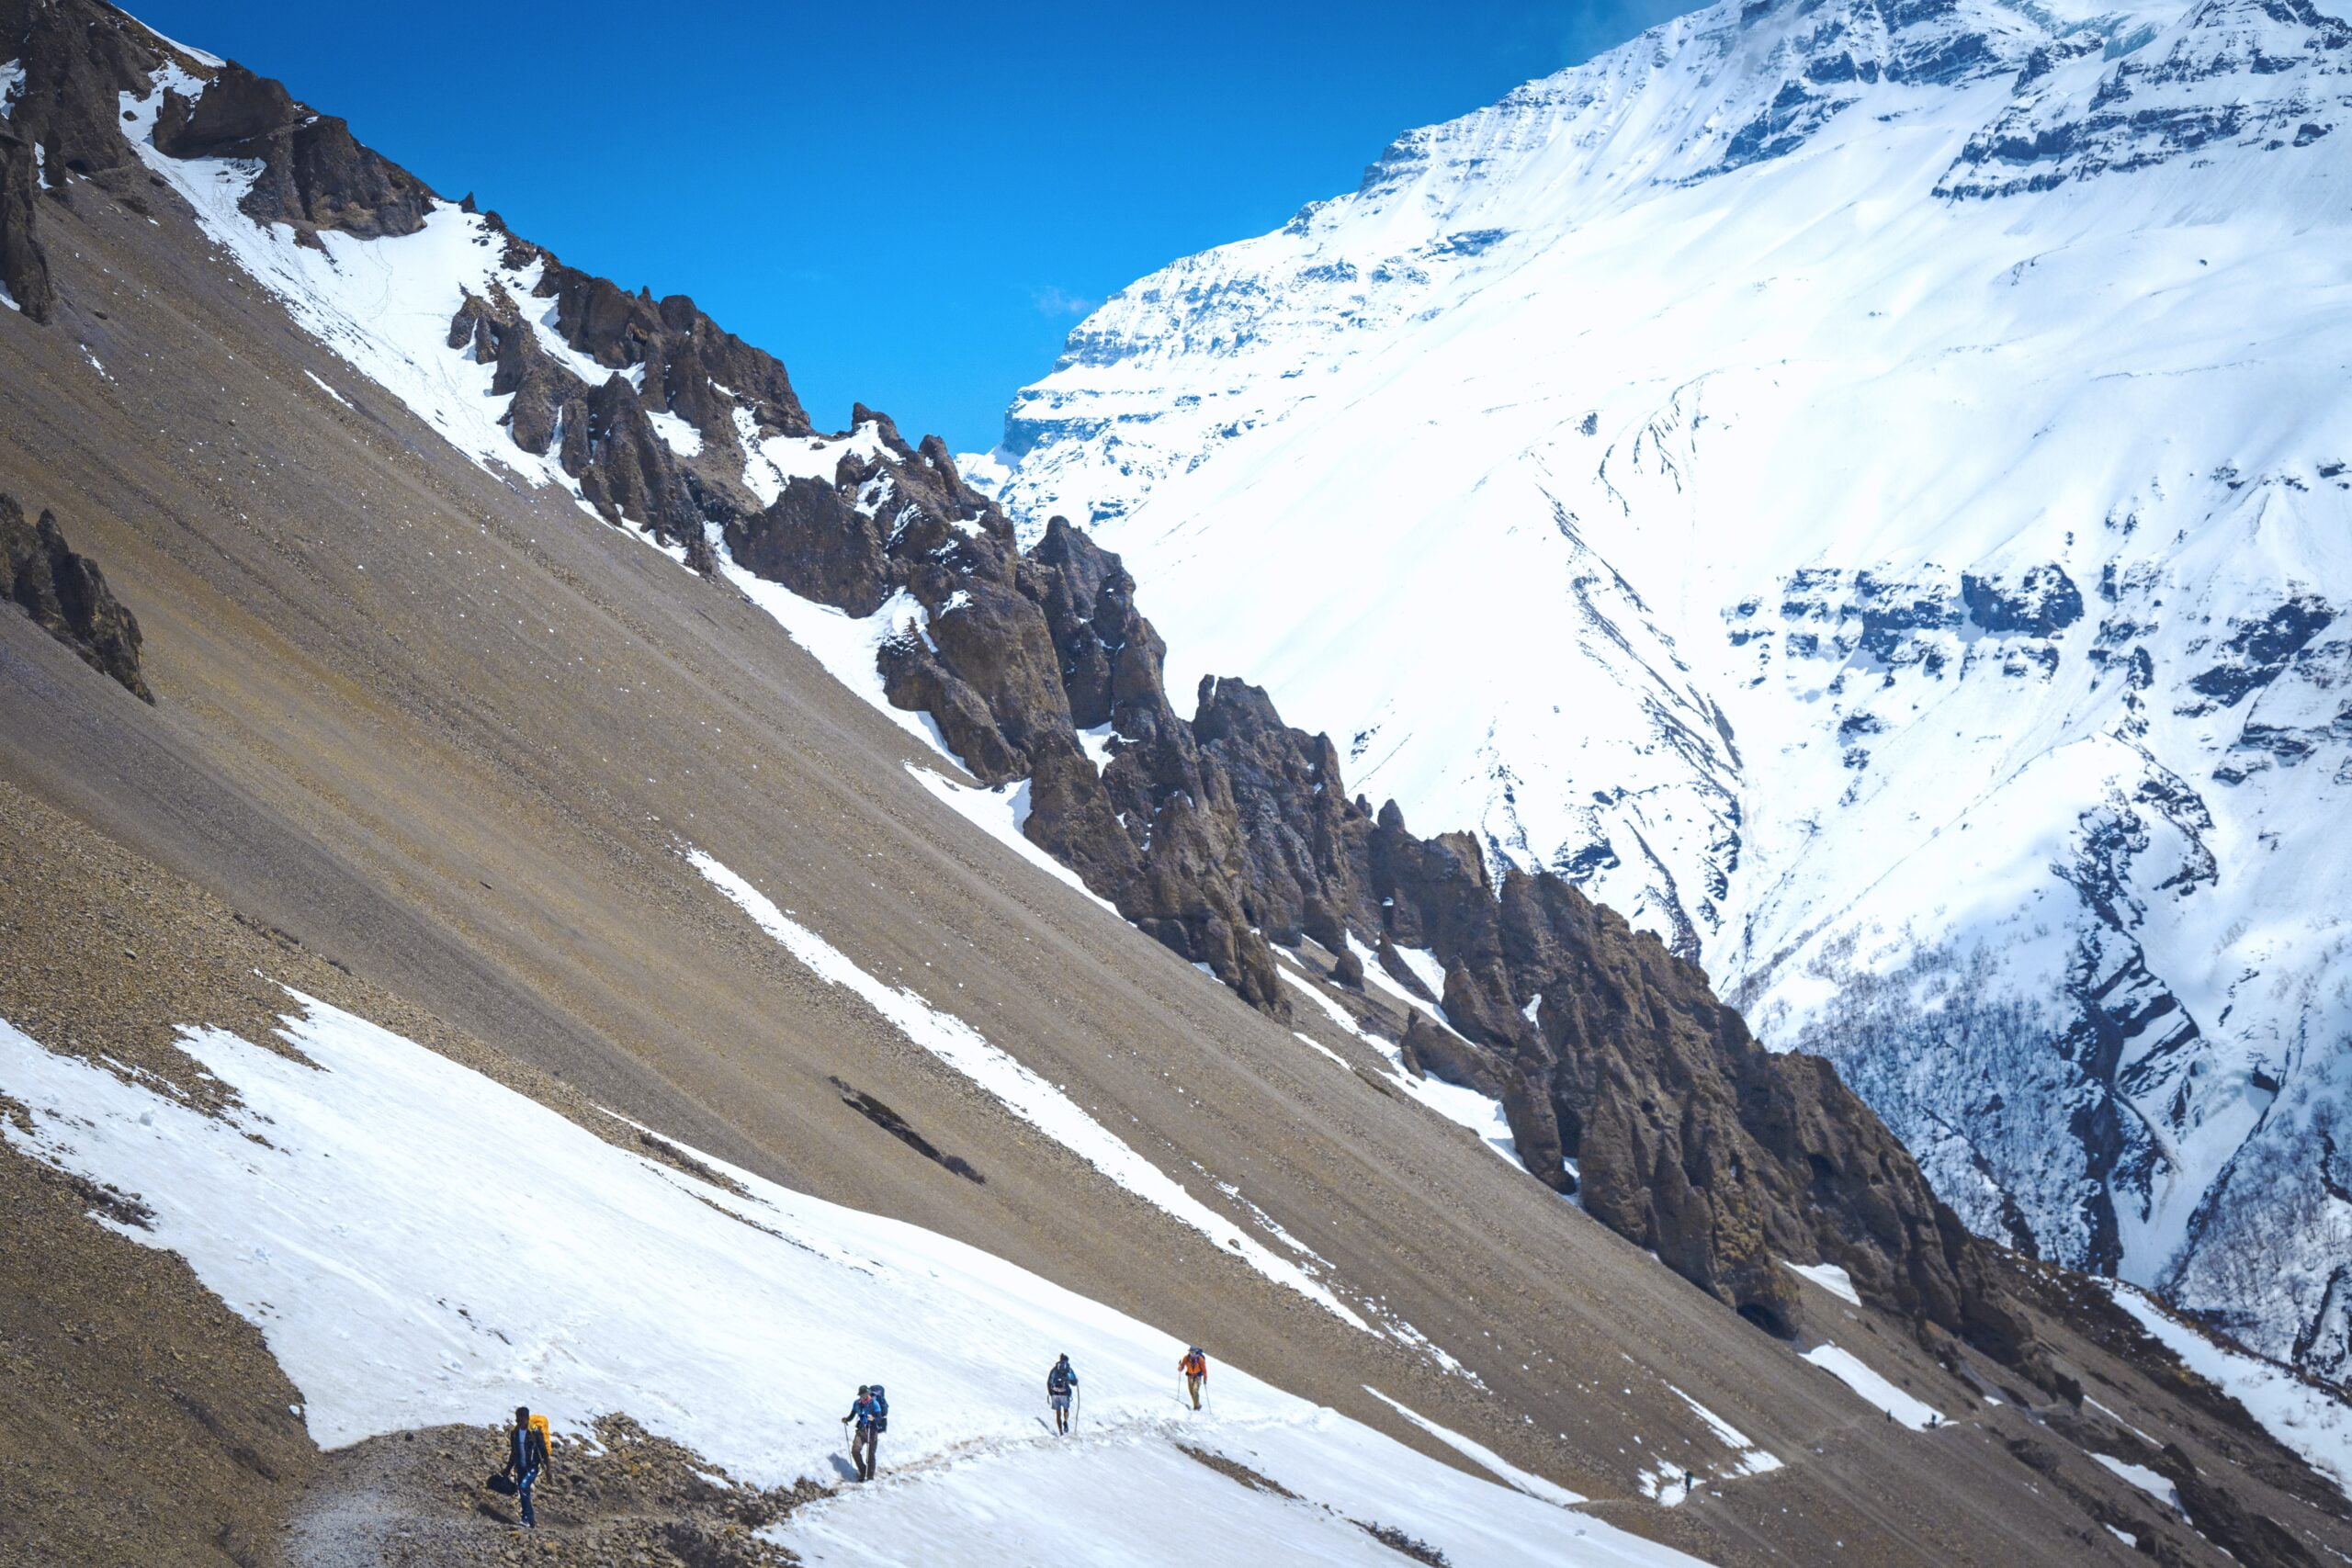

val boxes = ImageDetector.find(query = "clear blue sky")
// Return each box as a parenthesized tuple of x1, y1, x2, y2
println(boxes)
(136, 2, 1680, 453)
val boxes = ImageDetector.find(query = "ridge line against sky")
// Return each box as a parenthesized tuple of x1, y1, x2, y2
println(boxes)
(130, 0, 1688, 453)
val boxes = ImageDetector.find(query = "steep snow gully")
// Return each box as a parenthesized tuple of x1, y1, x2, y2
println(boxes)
(973, 0, 2352, 1383)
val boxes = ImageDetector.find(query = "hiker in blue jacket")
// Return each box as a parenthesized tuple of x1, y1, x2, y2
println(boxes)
(504, 1405, 551, 1528)
(1047, 1353, 1080, 1435)
(844, 1384, 888, 1480)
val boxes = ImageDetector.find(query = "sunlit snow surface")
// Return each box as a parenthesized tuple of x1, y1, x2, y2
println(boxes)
(1802, 1345, 1944, 1431)
(0, 1002, 1696, 1567)
(973, 0, 2352, 1378)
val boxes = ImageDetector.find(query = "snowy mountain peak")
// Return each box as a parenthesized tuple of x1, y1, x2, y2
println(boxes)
(971, 0, 2352, 1384)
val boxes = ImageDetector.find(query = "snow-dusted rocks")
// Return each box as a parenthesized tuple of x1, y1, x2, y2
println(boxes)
(971, 0, 2352, 1380)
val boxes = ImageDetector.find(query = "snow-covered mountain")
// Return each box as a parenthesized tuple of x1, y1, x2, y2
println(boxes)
(970, 0, 2352, 1378)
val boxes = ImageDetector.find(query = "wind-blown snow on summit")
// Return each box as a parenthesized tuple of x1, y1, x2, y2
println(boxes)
(971, 0, 2352, 1376)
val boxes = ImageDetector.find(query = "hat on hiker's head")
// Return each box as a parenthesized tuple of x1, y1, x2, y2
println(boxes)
(857, 1385, 870, 1394)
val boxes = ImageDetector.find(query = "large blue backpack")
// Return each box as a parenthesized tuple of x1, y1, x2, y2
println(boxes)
(868, 1386, 888, 1432)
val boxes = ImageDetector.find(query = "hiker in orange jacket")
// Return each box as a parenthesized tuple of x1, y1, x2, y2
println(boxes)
(1180, 1347, 1208, 1410)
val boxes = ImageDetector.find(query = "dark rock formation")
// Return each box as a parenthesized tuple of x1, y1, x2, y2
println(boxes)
(0, 495, 151, 701)
(152, 62, 434, 241)
(0, 118, 52, 321)
(1, 0, 164, 187)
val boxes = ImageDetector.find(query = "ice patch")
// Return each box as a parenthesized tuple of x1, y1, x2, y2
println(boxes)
(302, 369, 352, 408)
(0, 60, 24, 118)
(1801, 1344, 1944, 1430)
(684, 847, 1368, 1330)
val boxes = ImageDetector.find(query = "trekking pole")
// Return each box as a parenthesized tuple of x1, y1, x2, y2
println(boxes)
(1074, 1384, 1082, 1433)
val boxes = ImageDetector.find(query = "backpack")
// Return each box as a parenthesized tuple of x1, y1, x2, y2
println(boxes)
(1049, 1364, 1072, 1394)
(529, 1413, 552, 1454)
(868, 1386, 888, 1432)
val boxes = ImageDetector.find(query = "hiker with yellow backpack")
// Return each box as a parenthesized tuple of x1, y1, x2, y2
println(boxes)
(495, 1405, 553, 1528)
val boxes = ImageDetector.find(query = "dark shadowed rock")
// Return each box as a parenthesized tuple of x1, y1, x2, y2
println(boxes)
(0, 121, 52, 321)
(0, 495, 151, 701)
(152, 62, 434, 241)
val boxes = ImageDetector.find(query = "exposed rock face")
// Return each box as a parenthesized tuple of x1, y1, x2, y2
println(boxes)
(2, 0, 164, 186)
(152, 62, 434, 241)
(0, 118, 51, 321)
(0, 495, 151, 701)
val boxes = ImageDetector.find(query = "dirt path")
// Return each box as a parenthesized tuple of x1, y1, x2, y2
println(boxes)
(284, 1418, 822, 1568)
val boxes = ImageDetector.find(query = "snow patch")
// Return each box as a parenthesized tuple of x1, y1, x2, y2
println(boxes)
(2090, 1452, 2182, 1515)
(903, 766, 1120, 919)
(1801, 1344, 1944, 1430)
(0, 1002, 1698, 1568)
(2108, 1282, 2352, 1499)
(302, 369, 352, 408)
(1781, 1259, 1861, 1306)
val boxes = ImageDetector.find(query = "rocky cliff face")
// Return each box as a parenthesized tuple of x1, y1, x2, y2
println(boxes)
(24, 6, 2061, 1371)
(0, 493, 149, 700)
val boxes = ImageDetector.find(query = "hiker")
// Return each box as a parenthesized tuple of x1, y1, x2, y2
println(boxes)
(504, 1405, 551, 1529)
(844, 1384, 887, 1481)
(1180, 1346, 1208, 1410)
(1047, 1353, 1080, 1435)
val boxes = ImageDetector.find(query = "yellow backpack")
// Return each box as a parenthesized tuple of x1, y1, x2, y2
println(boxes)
(528, 1412, 551, 1453)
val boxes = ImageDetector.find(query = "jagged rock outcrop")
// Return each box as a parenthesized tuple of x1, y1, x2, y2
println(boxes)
(151, 62, 433, 241)
(2, 0, 164, 187)
(0, 494, 150, 700)
(0, 118, 51, 320)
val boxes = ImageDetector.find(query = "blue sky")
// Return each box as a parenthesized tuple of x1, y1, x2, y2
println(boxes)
(138, 2, 1681, 452)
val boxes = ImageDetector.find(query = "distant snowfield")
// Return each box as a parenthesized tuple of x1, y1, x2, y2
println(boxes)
(0, 999, 1697, 1567)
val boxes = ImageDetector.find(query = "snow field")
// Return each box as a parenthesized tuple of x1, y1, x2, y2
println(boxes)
(0, 1000, 1699, 1566)
(1800, 1345, 1945, 1431)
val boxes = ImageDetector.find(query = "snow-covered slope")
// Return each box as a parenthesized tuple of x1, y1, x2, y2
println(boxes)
(0, 994, 1695, 1568)
(972, 0, 2352, 1377)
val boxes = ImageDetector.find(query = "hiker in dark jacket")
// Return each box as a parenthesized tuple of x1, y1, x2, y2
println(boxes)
(505, 1405, 551, 1528)
(1047, 1354, 1080, 1435)
(845, 1385, 886, 1480)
